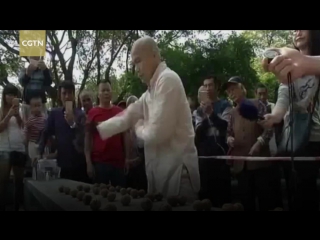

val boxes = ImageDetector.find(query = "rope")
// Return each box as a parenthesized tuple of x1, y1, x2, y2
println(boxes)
(198, 155, 320, 161)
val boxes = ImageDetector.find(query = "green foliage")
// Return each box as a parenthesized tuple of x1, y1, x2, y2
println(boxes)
(0, 30, 295, 105)
(161, 32, 258, 98)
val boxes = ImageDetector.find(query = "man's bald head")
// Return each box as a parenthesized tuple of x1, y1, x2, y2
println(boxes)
(131, 36, 161, 84)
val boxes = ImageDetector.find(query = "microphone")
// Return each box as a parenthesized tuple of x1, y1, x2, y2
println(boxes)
(238, 100, 265, 121)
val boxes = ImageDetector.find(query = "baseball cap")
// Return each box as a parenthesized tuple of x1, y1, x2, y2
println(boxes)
(222, 76, 243, 91)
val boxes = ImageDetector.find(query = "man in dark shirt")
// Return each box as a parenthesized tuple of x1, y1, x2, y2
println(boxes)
(195, 75, 232, 207)
(19, 57, 52, 121)
(38, 81, 89, 183)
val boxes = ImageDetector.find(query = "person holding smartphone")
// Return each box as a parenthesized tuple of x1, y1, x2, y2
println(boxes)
(0, 84, 26, 211)
(194, 76, 232, 207)
(261, 30, 320, 211)
(38, 81, 89, 183)
(18, 56, 52, 121)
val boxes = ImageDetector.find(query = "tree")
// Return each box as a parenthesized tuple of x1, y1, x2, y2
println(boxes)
(242, 30, 293, 101)
(162, 32, 258, 97)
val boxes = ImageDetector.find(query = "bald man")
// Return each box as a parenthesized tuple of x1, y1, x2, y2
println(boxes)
(96, 36, 200, 201)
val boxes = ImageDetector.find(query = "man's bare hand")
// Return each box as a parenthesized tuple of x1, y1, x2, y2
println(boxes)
(200, 101, 213, 116)
(262, 47, 309, 84)
(64, 111, 75, 126)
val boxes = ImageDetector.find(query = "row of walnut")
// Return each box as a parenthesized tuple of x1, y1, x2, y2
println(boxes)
(58, 183, 283, 211)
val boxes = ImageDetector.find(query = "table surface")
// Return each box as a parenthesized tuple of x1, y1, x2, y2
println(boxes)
(25, 179, 221, 211)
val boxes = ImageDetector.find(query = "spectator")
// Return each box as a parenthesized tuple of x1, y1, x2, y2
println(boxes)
(38, 80, 89, 183)
(0, 84, 26, 211)
(79, 90, 93, 115)
(85, 81, 126, 186)
(18, 57, 52, 121)
(261, 30, 320, 211)
(225, 77, 280, 211)
(195, 75, 232, 207)
(23, 95, 46, 165)
(254, 83, 277, 156)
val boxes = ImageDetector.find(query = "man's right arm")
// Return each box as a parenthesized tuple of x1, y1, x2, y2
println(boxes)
(18, 68, 30, 87)
(38, 111, 55, 156)
(97, 95, 144, 140)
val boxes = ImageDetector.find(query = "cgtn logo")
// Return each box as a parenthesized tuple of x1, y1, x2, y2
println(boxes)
(19, 30, 46, 57)
(21, 40, 44, 47)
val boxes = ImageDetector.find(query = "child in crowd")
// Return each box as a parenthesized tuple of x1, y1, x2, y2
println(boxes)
(23, 96, 46, 164)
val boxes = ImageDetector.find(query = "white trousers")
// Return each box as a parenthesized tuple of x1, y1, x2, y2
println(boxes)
(179, 167, 198, 203)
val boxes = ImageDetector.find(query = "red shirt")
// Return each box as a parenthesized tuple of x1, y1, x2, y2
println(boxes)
(88, 106, 125, 168)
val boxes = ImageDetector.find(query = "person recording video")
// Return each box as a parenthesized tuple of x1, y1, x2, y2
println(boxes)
(18, 56, 52, 121)
(194, 76, 232, 207)
(261, 30, 320, 211)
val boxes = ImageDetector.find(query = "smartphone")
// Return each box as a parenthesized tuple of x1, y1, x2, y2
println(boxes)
(30, 58, 39, 67)
(12, 98, 20, 106)
(199, 91, 209, 103)
(65, 101, 73, 113)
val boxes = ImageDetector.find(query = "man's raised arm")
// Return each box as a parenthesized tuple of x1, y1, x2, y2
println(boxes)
(97, 95, 144, 140)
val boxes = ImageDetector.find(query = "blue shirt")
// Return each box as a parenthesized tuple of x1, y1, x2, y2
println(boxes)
(38, 107, 86, 169)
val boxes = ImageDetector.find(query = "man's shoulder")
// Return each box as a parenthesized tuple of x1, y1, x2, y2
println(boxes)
(112, 105, 123, 114)
(160, 68, 181, 85)
(218, 99, 232, 108)
(112, 105, 123, 111)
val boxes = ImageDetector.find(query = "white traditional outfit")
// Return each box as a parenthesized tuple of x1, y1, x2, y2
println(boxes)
(97, 62, 200, 200)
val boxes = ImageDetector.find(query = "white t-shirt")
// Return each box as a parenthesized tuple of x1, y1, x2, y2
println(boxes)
(0, 116, 25, 153)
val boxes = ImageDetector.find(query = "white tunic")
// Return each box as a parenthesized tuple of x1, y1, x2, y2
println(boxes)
(97, 62, 200, 197)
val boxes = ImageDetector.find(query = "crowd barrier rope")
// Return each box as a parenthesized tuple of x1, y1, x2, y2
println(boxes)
(198, 155, 320, 161)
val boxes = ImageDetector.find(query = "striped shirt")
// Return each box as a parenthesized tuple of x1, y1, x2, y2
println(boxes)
(24, 115, 46, 143)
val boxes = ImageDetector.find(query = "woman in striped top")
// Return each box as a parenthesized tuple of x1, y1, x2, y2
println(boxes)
(24, 96, 46, 163)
